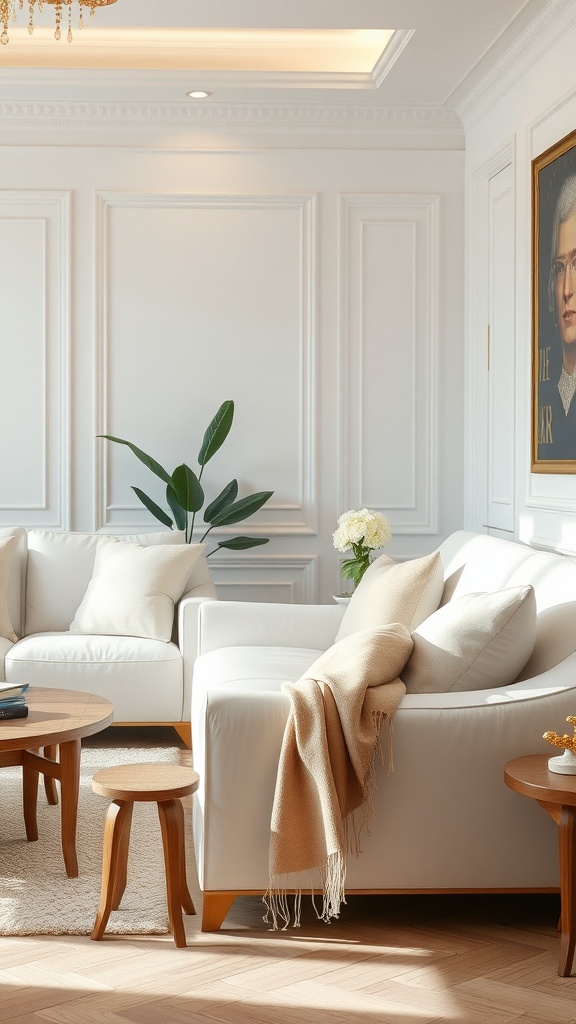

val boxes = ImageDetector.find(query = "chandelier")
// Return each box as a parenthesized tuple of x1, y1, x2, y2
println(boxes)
(0, 0, 117, 46)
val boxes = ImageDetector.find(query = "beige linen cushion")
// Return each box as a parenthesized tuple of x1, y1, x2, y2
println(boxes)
(336, 551, 444, 642)
(69, 540, 204, 642)
(402, 585, 537, 693)
(0, 536, 18, 643)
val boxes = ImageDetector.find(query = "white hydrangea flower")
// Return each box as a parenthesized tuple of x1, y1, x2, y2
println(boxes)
(332, 508, 391, 553)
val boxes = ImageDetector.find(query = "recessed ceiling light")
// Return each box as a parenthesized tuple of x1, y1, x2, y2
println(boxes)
(186, 90, 212, 99)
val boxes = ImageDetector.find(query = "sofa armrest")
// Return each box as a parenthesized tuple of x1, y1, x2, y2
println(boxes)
(398, 649, 576, 710)
(178, 588, 218, 722)
(192, 687, 290, 891)
(197, 600, 344, 655)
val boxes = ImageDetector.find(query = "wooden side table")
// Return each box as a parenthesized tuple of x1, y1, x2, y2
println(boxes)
(90, 763, 199, 948)
(504, 753, 576, 977)
(0, 688, 114, 878)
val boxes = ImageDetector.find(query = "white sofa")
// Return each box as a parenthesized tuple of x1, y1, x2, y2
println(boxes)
(1, 526, 217, 745)
(191, 530, 576, 929)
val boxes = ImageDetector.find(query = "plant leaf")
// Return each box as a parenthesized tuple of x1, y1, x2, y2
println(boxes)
(169, 464, 204, 513)
(215, 536, 270, 550)
(211, 490, 273, 527)
(340, 554, 370, 588)
(98, 435, 171, 484)
(132, 487, 174, 529)
(166, 486, 187, 532)
(198, 401, 234, 466)
(203, 479, 239, 523)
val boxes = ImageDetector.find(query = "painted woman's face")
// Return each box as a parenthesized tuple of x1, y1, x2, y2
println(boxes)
(554, 209, 576, 350)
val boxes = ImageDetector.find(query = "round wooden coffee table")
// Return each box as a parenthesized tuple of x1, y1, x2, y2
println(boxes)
(0, 687, 114, 877)
(504, 752, 576, 977)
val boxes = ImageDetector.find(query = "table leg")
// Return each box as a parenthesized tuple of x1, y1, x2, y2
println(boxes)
(43, 745, 59, 805)
(22, 754, 39, 842)
(157, 799, 188, 947)
(58, 738, 81, 878)
(111, 801, 133, 910)
(91, 800, 133, 941)
(172, 797, 195, 916)
(558, 805, 576, 977)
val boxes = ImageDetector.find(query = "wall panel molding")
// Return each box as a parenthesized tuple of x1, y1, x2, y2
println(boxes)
(0, 190, 71, 529)
(338, 193, 440, 535)
(208, 553, 318, 604)
(94, 190, 317, 536)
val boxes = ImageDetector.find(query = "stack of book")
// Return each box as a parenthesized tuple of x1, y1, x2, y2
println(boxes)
(0, 682, 29, 720)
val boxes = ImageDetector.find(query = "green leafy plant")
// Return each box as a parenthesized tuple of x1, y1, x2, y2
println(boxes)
(98, 400, 273, 556)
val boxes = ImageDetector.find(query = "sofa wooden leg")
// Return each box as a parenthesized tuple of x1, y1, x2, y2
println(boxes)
(173, 723, 191, 749)
(202, 892, 238, 931)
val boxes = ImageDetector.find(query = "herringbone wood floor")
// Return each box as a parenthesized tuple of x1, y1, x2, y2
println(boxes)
(1, 727, 573, 1024)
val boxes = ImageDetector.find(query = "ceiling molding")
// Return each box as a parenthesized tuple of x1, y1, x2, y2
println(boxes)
(370, 29, 414, 88)
(0, 99, 463, 135)
(456, 0, 573, 128)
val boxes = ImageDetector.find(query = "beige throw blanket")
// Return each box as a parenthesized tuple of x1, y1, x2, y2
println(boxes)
(265, 623, 413, 929)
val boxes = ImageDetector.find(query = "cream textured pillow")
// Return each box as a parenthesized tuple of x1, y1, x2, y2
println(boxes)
(402, 585, 537, 693)
(25, 528, 207, 636)
(0, 536, 18, 643)
(336, 551, 444, 642)
(69, 541, 205, 642)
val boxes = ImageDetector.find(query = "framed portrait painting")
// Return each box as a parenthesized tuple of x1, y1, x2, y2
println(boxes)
(532, 128, 576, 472)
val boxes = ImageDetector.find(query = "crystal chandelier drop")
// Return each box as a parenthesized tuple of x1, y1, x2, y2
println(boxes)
(0, 0, 117, 46)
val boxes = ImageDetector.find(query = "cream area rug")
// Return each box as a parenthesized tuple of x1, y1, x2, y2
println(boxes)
(0, 746, 192, 936)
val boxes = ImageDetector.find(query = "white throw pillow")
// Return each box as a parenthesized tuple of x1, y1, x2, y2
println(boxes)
(69, 540, 204, 643)
(402, 586, 537, 693)
(0, 535, 17, 643)
(336, 551, 444, 641)
(25, 528, 207, 635)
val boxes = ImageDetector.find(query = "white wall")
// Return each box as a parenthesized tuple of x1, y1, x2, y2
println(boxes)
(463, 0, 576, 556)
(0, 131, 463, 601)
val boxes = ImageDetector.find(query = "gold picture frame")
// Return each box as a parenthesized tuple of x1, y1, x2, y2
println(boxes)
(532, 127, 576, 472)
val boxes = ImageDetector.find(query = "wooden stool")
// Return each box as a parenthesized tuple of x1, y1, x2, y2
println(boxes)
(90, 763, 199, 948)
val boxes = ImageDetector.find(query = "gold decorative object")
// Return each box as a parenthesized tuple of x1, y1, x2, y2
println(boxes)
(544, 715, 576, 752)
(544, 716, 576, 775)
(0, 0, 117, 46)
